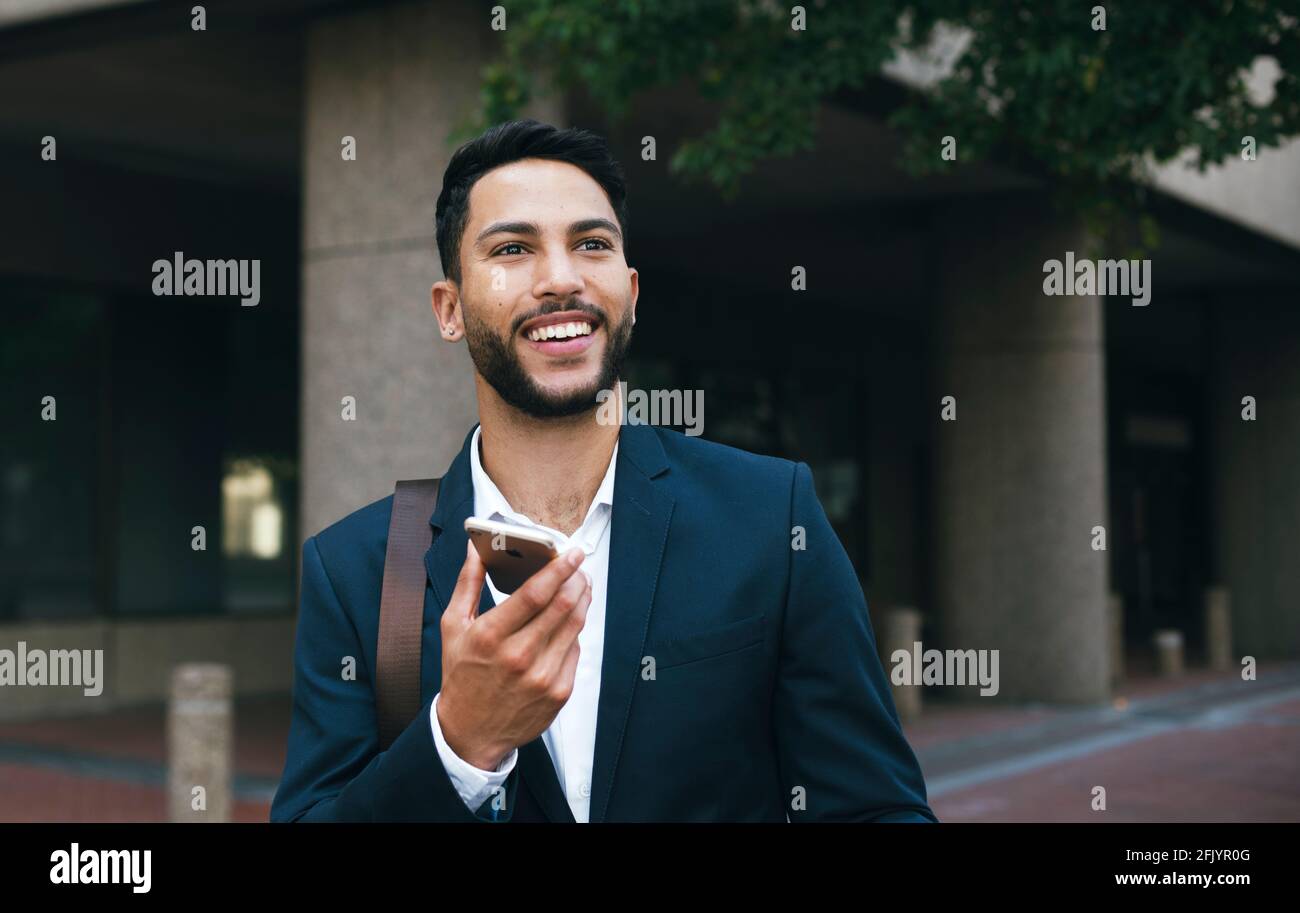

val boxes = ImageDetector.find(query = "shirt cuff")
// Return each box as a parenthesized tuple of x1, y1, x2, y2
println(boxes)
(430, 691, 518, 812)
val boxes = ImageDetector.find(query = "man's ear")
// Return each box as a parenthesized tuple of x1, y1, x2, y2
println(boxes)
(628, 266, 639, 325)
(431, 279, 462, 341)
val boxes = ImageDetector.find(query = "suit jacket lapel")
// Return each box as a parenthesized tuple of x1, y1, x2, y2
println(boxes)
(516, 739, 576, 823)
(424, 427, 478, 616)
(588, 424, 674, 823)
(422, 425, 576, 823)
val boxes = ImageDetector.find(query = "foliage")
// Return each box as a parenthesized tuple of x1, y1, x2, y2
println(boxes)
(461, 1, 1299, 251)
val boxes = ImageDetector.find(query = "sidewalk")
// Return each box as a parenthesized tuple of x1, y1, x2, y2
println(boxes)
(0, 696, 288, 823)
(1, 662, 1296, 822)
(911, 660, 1300, 822)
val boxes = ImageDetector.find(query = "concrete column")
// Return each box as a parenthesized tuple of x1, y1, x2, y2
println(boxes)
(167, 663, 232, 822)
(299, 0, 565, 538)
(1209, 302, 1300, 661)
(932, 199, 1110, 703)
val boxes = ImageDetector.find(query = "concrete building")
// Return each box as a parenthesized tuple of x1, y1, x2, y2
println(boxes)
(2, 0, 1297, 720)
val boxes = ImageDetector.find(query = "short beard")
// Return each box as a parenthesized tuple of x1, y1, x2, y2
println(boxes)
(462, 303, 634, 419)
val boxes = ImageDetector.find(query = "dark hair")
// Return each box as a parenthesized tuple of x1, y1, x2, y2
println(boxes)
(435, 119, 630, 286)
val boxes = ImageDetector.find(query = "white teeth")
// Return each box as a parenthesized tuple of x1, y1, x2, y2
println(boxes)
(528, 321, 594, 342)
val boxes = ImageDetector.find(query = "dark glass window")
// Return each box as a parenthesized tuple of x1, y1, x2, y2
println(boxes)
(1, 280, 299, 620)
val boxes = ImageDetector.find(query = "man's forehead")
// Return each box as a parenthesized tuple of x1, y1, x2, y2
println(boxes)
(467, 159, 614, 231)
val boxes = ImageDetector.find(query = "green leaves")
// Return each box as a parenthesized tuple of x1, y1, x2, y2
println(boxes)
(467, 0, 1300, 250)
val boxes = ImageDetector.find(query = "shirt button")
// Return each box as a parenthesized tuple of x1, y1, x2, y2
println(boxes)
(578, 780, 591, 798)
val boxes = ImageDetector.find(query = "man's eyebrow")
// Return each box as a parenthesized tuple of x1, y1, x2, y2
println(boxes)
(569, 218, 623, 243)
(474, 217, 623, 246)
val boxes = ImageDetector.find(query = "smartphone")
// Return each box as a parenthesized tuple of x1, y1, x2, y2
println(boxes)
(464, 517, 562, 594)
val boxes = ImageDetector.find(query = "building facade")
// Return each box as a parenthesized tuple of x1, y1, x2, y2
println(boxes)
(2, 0, 1298, 719)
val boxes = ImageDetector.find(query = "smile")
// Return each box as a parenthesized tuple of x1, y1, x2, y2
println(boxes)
(526, 320, 593, 342)
(518, 309, 602, 357)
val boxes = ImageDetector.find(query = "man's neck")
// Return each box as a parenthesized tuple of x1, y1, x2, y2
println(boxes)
(476, 383, 620, 537)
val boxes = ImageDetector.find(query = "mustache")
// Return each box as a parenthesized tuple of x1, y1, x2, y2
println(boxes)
(510, 298, 606, 336)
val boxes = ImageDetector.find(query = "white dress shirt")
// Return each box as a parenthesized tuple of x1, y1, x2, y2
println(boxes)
(429, 425, 616, 822)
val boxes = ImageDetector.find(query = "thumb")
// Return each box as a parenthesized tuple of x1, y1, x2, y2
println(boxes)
(447, 538, 487, 626)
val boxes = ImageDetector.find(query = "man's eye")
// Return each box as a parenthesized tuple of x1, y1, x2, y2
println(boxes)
(579, 238, 612, 251)
(494, 243, 526, 256)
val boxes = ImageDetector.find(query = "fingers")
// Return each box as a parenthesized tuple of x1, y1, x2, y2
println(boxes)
(526, 630, 584, 708)
(551, 635, 583, 703)
(516, 566, 591, 650)
(504, 569, 592, 660)
(487, 546, 586, 637)
(444, 539, 487, 630)
(531, 577, 591, 676)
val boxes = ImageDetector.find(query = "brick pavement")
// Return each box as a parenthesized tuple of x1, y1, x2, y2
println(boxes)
(1, 664, 1295, 822)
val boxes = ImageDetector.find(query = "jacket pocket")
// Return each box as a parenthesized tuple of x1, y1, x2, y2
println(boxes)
(644, 612, 767, 670)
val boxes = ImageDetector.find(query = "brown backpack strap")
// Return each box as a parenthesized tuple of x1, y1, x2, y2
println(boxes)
(376, 478, 440, 750)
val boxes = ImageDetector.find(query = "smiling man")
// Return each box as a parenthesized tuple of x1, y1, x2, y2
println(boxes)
(271, 119, 936, 823)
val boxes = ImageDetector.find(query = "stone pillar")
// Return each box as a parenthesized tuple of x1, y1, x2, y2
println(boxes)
(932, 199, 1110, 703)
(1209, 301, 1300, 662)
(299, 0, 566, 538)
(167, 663, 232, 822)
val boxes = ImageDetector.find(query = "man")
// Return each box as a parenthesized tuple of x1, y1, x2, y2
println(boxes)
(271, 119, 936, 823)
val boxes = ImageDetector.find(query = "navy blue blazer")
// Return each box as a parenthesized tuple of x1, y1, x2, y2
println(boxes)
(271, 422, 936, 823)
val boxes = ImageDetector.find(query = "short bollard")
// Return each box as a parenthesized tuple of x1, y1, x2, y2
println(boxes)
(1204, 587, 1232, 673)
(168, 663, 232, 823)
(1154, 629, 1184, 679)
(883, 606, 923, 722)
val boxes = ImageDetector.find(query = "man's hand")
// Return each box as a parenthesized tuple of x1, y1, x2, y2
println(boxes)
(436, 540, 591, 770)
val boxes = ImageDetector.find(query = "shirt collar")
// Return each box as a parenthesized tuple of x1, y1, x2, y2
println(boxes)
(469, 425, 618, 554)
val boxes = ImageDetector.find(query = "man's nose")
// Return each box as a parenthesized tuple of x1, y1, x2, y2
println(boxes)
(533, 247, 584, 297)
